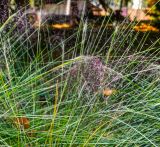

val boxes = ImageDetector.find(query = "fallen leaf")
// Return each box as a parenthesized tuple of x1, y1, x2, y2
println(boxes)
(14, 117, 30, 129)
(103, 89, 117, 96)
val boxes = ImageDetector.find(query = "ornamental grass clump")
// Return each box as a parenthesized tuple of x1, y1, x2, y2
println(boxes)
(0, 5, 160, 146)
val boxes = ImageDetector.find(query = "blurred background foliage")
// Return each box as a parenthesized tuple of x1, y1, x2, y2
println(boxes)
(147, 0, 160, 28)
(0, 0, 160, 29)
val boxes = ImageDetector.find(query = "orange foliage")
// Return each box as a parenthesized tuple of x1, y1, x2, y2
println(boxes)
(147, 0, 158, 7)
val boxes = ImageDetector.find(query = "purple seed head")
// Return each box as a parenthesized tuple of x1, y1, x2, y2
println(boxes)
(70, 56, 105, 92)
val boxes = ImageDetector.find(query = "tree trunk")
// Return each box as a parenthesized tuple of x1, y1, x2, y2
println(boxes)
(66, 0, 71, 15)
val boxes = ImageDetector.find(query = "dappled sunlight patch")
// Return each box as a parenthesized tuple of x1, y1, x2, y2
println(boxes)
(92, 8, 109, 16)
(52, 23, 72, 29)
(133, 23, 159, 32)
(33, 23, 73, 29)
